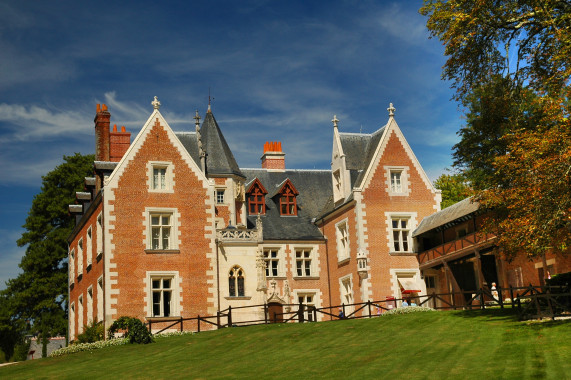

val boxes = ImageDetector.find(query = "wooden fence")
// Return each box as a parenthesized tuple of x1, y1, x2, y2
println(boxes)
(146, 284, 570, 334)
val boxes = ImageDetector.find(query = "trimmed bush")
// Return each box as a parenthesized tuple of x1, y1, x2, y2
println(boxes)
(381, 306, 436, 316)
(108, 317, 153, 344)
(76, 321, 104, 343)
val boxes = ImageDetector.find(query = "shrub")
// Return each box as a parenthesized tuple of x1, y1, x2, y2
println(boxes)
(76, 321, 104, 343)
(50, 338, 128, 357)
(108, 317, 153, 344)
(545, 271, 571, 289)
(380, 306, 436, 316)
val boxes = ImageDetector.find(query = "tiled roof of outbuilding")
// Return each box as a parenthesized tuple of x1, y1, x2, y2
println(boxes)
(412, 197, 480, 237)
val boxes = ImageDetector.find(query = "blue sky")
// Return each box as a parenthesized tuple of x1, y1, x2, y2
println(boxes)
(0, 0, 462, 289)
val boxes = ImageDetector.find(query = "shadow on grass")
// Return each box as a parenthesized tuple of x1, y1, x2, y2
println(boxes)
(445, 308, 571, 329)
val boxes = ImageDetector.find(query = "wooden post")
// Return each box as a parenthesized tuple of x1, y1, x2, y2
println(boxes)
(298, 302, 305, 323)
(264, 303, 268, 324)
(498, 286, 504, 309)
(180, 317, 183, 332)
(217, 311, 221, 329)
(197, 315, 201, 332)
(510, 286, 514, 308)
(313, 306, 317, 322)
(148, 320, 152, 335)
(228, 305, 233, 327)
(368, 300, 371, 318)
(342, 303, 346, 318)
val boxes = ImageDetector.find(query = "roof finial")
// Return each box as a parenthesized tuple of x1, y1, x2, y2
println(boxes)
(387, 102, 395, 117)
(332, 115, 339, 129)
(152, 96, 161, 110)
(207, 88, 214, 113)
(194, 109, 201, 130)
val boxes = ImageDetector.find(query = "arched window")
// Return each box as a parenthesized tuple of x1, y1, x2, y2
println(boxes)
(228, 266, 245, 297)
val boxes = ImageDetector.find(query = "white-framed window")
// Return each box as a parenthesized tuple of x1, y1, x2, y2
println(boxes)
(78, 294, 84, 334)
(332, 170, 342, 201)
(336, 219, 350, 262)
(96, 213, 103, 258)
(86, 227, 93, 267)
(147, 161, 174, 192)
(69, 249, 75, 283)
(97, 276, 104, 322)
(87, 286, 93, 325)
(385, 166, 410, 196)
(145, 208, 179, 251)
(391, 217, 411, 252)
(340, 275, 354, 313)
(151, 214, 171, 250)
(78, 239, 84, 276)
(295, 248, 313, 277)
(70, 302, 75, 341)
(298, 293, 316, 321)
(215, 189, 225, 204)
(390, 170, 402, 193)
(228, 266, 245, 297)
(264, 248, 281, 277)
(151, 276, 173, 317)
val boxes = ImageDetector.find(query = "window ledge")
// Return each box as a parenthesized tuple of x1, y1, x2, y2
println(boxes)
(266, 276, 287, 280)
(293, 276, 320, 280)
(225, 296, 252, 300)
(389, 251, 416, 256)
(337, 257, 350, 265)
(145, 249, 180, 254)
(146, 316, 182, 322)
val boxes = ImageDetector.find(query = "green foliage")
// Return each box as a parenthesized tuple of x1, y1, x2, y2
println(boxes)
(420, 0, 571, 100)
(433, 171, 473, 208)
(1, 153, 94, 357)
(451, 76, 543, 190)
(76, 321, 104, 344)
(11, 338, 30, 362)
(108, 317, 153, 344)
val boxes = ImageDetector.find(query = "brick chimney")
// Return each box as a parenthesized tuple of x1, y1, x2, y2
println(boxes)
(261, 141, 285, 171)
(109, 124, 131, 162)
(94, 104, 110, 161)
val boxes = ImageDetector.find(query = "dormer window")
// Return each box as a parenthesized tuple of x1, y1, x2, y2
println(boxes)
(247, 178, 268, 215)
(280, 186, 297, 216)
(276, 179, 299, 216)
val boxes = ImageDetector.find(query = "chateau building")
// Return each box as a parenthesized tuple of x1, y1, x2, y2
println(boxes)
(67, 98, 441, 339)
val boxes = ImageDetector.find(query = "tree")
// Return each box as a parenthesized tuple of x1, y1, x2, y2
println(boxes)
(452, 75, 543, 190)
(433, 171, 474, 209)
(1, 153, 94, 358)
(421, 0, 571, 260)
(420, 0, 571, 100)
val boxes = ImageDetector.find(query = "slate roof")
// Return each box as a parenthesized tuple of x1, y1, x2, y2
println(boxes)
(175, 131, 201, 165)
(241, 169, 332, 241)
(412, 197, 480, 237)
(200, 111, 244, 178)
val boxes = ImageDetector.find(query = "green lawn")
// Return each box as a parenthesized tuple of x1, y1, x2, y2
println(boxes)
(2, 309, 570, 379)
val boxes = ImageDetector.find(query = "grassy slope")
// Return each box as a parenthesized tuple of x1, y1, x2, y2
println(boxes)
(1, 310, 570, 380)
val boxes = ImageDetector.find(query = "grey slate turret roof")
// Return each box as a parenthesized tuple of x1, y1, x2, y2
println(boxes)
(200, 111, 244, 178)
(412, 197, 480, 237)
(242, 169, 332, 241)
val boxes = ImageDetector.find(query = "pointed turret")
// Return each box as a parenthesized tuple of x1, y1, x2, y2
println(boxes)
(200, 110, 244, 178)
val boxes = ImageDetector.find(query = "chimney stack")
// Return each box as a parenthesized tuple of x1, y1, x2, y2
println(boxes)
(109, 124, 131, 162)
(261, 141, 285, 171)
(94, 104, 110, 161)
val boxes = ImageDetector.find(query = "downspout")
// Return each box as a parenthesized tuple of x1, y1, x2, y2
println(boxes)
(320, 224, 333, 321)
(216, 239, 220, 312)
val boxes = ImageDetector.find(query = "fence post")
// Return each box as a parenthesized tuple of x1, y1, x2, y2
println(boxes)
(298, 302, 305, 323)
(228, 305, 233, 327)
(264, 303, 268, 324)
(368, 300, 371, 318)
(148, 320, 152, 335)
(217, 311, 221, 329)
(510, 286, 514, 308)
(313, 306, 317, 322)
(198, 315, 201, 332)
(180, 317, 183, 332)
(342, 303, 346, 319)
